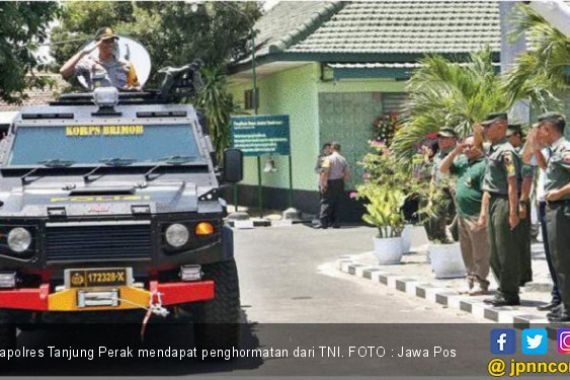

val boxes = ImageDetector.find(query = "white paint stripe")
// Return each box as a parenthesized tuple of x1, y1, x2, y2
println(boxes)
(355, 266, 375, 277)
(406, 282, 419, 296)
(424, 288, 448, 303)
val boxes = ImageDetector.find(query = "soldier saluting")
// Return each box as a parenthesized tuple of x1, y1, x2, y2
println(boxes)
(527, 112, 570, 322)
(475, 112, 523, 306)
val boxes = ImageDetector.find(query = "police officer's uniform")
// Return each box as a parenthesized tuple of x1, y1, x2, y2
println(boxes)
(481, 113, 523, 306)
(540, 112, 570, 321)
(75, 27, 139, 90)
(319, 150, 349, 228)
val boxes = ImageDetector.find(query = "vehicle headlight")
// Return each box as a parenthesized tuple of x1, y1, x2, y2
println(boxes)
(8, 228, 32, 253)
(165, 224, 189, 248)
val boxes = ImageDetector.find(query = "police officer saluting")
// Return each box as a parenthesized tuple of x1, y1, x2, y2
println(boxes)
(477, 112, 523, 306)
(528, 112, 570, 322)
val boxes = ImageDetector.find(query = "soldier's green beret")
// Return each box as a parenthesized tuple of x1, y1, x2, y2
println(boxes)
(537, 112, 565, 125)
(481, 112, 508, 126)
(437, 127, 458, 138)
(506, 124, 522, 137)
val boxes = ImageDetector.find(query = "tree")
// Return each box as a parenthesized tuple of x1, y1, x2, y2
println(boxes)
(392, 49, 510, 163)
(49, 2, 136, 72)
(0, 2, 59, 103)
(196, 67, 236, 164)
(502, 4, 570, 112)
(50, 2, 261, 85)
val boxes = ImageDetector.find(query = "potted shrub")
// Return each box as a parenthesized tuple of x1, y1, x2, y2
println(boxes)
(401, 223, 429, 254)
(357, 183, 406, 265)
(356, 142, 418, 265)
(399, 152, 434, 254)
(423, 183, 466, 279)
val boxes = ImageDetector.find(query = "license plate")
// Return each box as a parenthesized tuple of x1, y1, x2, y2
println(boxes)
(64, 268, 132, 288)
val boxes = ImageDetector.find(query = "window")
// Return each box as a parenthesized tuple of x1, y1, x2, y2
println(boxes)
(8, 124, 203, 166)
(244, 88, 259, 110)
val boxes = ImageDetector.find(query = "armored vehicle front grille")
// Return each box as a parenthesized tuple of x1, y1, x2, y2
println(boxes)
(45, 222, 152, 262)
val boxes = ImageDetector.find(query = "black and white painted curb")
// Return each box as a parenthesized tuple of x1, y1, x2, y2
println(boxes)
(338, 255, 550, 326)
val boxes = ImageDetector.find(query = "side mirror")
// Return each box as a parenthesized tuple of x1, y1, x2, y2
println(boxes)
(223, 149, 243, 183)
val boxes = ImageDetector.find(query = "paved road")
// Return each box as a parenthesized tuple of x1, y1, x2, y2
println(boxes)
(236, 224, 478, 323)
(7, 225, 505, 377)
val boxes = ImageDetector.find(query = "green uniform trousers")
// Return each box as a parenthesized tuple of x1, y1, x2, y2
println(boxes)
(488, 196, 521, 300)
(546, 202, 570, 308)
(518, 200, 532, 286)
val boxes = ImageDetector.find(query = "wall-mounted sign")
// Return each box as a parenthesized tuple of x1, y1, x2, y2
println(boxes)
(231, 115, 290, 156)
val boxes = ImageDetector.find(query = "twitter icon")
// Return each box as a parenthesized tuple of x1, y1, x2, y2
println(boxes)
(522, 328, 548, 355)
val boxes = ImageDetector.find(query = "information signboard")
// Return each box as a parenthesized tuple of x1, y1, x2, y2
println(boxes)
(231, 115, 290, 156)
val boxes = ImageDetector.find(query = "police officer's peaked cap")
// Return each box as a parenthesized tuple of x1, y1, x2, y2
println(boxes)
(506, 124, 522, 137)
(437, 127, 458, 138)
(481, 112, 508, 126)
(95, 27, 119, 41)
(537, 112, 565, 125)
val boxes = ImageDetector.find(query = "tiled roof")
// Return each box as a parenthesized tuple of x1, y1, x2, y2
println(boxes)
(289, 1, 500, 54)
(249, 1, 344, 59)
(328, 61, 501, 69)
(246, 1, 502, 62)
(0, 74, 68, 112)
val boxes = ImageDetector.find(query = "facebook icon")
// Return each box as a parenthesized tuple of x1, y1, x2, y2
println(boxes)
(491, 329, 516, 355)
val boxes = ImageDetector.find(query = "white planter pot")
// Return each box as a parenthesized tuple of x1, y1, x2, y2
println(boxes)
(401, 225, 429, 254)
(373, 236, 403, 265)
(429, 242, 466, 279)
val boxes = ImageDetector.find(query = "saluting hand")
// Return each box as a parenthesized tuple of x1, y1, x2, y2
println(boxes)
(81, 40, 102, 56)
(528, 128, 543, 151)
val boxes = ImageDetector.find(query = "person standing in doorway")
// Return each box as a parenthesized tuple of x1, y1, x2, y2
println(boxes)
(318, 142, 350, 229)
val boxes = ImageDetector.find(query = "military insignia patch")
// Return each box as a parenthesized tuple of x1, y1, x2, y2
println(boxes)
(504, 152, 515, 176)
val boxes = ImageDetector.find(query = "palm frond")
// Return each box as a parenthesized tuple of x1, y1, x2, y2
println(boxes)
(393, 48, 509, 164)
(502, 3, 570, 112)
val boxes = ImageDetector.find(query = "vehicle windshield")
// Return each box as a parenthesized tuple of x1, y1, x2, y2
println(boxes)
(7, 124, 203, 166)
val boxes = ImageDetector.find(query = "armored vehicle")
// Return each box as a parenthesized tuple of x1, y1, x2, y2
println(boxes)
(0, 65, 243, 349)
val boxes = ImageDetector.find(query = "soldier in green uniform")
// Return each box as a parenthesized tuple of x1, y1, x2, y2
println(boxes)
(477, 113, 523, 306)
(528, 112, 570, 322)
(440, 136, 490, 295)
(507, 124, 534, 285)
(425, 128, 457, 243)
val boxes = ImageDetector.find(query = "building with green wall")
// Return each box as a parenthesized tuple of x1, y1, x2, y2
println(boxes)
(228, 1, 502, 220)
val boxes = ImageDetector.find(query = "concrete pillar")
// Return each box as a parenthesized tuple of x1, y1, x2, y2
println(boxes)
(500, 1, 530, 124)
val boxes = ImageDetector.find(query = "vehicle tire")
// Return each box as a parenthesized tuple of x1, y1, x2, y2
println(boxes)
(0, 311, 16, 349)
(193, 259, 240, 350)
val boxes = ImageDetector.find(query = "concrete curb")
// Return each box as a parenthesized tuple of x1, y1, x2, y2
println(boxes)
(338, 256, 550, 327)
